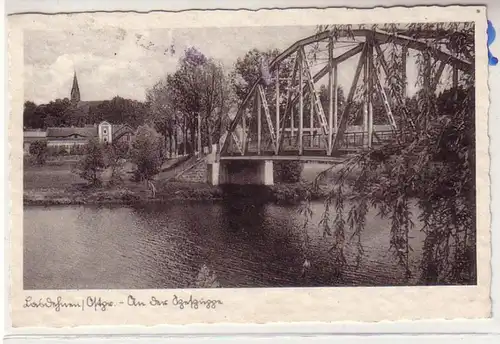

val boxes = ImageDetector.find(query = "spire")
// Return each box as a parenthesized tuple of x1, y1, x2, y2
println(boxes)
(70, 70, 80, 105)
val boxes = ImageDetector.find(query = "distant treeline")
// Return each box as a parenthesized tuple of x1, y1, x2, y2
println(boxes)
(23, 96, 149, 130)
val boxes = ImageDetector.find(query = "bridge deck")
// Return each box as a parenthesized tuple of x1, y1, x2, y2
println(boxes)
(220, 149, 356, 163)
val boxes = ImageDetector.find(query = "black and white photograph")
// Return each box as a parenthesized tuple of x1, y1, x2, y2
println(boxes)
(9, 6, 491, 326)
(22, 20, 478, 289)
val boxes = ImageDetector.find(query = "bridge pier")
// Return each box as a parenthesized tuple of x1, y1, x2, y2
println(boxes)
(207, 162, 221, 186)
(259, 160, 274, 186)
(207, 159, 274, 186)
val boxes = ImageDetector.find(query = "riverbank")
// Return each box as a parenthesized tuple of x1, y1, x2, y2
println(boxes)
(24, 159, 335, 206)
(23, 181, 329, 206)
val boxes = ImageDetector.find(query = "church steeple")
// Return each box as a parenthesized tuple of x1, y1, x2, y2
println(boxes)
(70, 71, 81, 105)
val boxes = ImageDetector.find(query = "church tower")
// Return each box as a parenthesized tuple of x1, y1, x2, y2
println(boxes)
(70, 71, 81, 105)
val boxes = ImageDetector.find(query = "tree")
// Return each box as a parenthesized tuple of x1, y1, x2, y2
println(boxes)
(306, 23, 475, 285)
(146, 79, 180, 157)
(168, 48, 207, 153)
(23, 98, 73, 129)
(231, 48, 294, 104)
(163, 47, 233, 154)
(198, 59, 233, 150)
(231, 48, 288, 102)
(23, 101, 38, 129)
(92, 96, 149, 128)
(28, 140, 47, 165)
(318, 84, 346, 127)
(42, 98, 73, 128)
(104, 141, 129, 185)
(75, 139, 106, 187)
(130, 125, 163, 182)
(230, 48, 294, 140)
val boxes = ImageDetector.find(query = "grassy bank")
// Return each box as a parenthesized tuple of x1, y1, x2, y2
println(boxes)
(24, 182, 225, 206)
(24, 162, 327, 206)
(24, 181, 324, 206)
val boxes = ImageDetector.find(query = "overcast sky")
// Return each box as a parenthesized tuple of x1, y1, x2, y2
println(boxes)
(24, 26, 315, 104)
(24, 25, 451, 104)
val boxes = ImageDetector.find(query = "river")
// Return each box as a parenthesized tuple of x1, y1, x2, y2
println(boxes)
(24, 200, 426, 289)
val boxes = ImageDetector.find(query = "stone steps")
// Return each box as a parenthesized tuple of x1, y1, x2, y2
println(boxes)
(174, 157, 208, 183)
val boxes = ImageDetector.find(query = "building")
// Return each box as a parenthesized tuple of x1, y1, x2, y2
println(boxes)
(23, 130, 47, 154)
(23, 122, 134, 154)
(69, 71, 110, 126)
(23, 73, 134, 154)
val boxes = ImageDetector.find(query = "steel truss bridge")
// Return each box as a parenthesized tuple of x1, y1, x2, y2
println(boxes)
(217, 26, 473, 162)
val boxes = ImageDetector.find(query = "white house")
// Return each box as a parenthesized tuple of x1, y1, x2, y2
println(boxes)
(23, 121, 135, 154)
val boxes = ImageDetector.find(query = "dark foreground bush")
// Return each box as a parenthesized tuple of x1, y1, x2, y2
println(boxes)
(274, 161, 303, 183)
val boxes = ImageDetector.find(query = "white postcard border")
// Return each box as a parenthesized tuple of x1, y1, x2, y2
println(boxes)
(8, 5, 491, 328)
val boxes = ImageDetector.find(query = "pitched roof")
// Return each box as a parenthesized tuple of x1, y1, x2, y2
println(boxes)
(46, 127, 98, 138)
(112, 124, 134, 140)
(44, 122, 134, 141)
(24, 131, 47, 139)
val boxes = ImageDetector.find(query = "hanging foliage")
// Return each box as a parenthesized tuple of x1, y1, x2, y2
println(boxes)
(304, 23, 476, 284)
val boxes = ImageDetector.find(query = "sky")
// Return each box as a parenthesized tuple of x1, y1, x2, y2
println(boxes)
(24, 26, 314, 104)
(24, 25, 455, 104)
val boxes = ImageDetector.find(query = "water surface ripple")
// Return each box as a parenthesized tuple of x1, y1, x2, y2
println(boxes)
(24, 201, 424, 289)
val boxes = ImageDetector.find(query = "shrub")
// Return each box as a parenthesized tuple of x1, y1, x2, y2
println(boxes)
(130, 125, 163, 182)
(104, 141, 130, 185)
(28, 140, 48, 165)
(70, 144, 87, 156)
(74, 139, 106, 187)
(47, 146, 57, 156)
(274, 161, 303, 183)
(47, 145, 66, 156)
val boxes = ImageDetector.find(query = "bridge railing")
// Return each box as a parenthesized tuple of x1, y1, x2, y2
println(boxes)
(278, 133, 328, 150)
(339, 132, 365, 149)
(339, 130, 399, 148)
(223, 130, 399, 155)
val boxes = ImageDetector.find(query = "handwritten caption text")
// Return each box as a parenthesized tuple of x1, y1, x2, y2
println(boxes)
(23, 294, 223, 312)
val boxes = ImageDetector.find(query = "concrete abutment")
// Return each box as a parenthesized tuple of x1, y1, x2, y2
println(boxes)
(207, 160, 274, 186)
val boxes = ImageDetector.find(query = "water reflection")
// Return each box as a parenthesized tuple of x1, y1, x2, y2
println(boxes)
(24, 200, 424, 290)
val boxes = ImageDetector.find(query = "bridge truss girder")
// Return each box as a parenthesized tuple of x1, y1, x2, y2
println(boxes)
(219, 27, 473, 158)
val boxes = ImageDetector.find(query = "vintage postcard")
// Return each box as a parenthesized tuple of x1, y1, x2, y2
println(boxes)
(8, 6, 490, 327)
